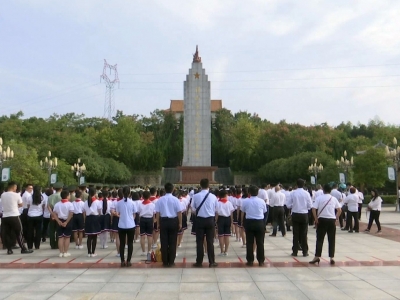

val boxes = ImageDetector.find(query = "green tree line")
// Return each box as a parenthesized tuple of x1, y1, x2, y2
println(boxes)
(0, 109, 395, 189)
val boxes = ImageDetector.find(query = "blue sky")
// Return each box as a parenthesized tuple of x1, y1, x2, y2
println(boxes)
(1, 0, 400, 126)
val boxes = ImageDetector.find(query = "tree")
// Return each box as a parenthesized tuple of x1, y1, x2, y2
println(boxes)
(353, 148, 388, 189)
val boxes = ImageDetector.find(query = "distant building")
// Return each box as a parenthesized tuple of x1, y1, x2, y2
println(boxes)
(167, 99, 222, 121)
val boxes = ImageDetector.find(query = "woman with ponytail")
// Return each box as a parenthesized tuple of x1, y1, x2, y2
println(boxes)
(99, 191, 111, 249)
(83, 188, 101, 257)
(116, 186, 138, 267)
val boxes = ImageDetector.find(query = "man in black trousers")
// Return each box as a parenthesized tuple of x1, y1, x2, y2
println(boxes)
(155, 182, 182, 267)
(192, 178, 218, 268)
(286, 179, 312, 257)
(241, 185, 267, 266)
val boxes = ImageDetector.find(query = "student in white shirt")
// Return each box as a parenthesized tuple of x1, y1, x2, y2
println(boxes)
(138, 191, 155, 256)
(216, 189, 234, 256)
(26, 186, 45, 250)
(41, 188, 52, 243)
(52, 190, 74, 257)
(71, 190, 85, 249)
(84, 188, 101, 257)
(365, 189, 382, 233)
(269, 185, 286, 237)
(310, 184, 341, 265)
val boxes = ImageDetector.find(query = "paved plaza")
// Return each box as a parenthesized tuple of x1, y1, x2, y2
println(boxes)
(0, 207, 399, 299)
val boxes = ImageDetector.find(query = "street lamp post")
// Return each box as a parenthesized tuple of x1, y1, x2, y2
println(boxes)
(0, 137, 14, 181)
(308, 158, 323, 186)
(71, 158, 86, 185)
(385, 137, 400, 212)
(40, 151, 58, 186)
(336, 150, 354, 184)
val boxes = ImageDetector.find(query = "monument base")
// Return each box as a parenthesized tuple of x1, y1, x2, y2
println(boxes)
(177, 166, 218, 184)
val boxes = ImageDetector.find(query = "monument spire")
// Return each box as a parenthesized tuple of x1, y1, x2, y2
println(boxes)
(193, 45, 201, 63)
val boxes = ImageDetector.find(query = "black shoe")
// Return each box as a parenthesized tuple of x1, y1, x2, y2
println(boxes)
(246, 262, 254, 266)
(341, 228, 348, 231)
(162, 263, 169, 267)
(259, 262, 265, 267)
(21, 249, 33, 254)
(309, 258, 320, 265)
(169, 263, 176, 267)
(126, 261, 132, 267)
(41, 238, 46, 243)
(192, 263, 203, 268)
(330, 259, 335, 265)
(348, 230, 353, 233)
(291, 253, 297, 257)
(303, 253, 309, 257)
(209, 262, 218, 268)
(269, 234, 276, 237)
(7, 250, 13, 255)
(120, 261, 126, 267)
(287, 229, 292, 232)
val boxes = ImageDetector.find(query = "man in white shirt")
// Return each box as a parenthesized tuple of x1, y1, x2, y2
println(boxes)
(257, 183, 270, 233)
(282, 186, 292, 231)
(20, 184, 33, 241)
(1, 181, 32, 255)
(285, 179, 312, 257)
(358, 189, 364, 221)
(269, 185, 286, 237)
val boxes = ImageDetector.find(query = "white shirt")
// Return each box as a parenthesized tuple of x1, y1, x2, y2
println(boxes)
(358, 192, 364, 204)
(282, 190, 292, 206)
(21, 192, 32, 209)
(116, 198, 137, 228)
(84, 200, 100, 216)
(72, 199, 85, 214)
(138, 201, 155, 218)
(315, 189, 323, 199)
(270, 191, 286, 207)
(1, 192, 22, 218)
(286, 188, 312, 214)
(241, 196, 267, 220)
(27, 197, 44, 217)
(53, 201, 74, 220)
(313, 194, 340, 219)
(42, 193, 51, 218)
(155, 193, 182, 218)
(343, 194, 359, 212)
(192, 190, 218, 218)
(267, 189, 275, 203)
(331, 189, 342, 203)
(257, 189, 269, 205)
(368, 197, 383, 211)
(228, 195, 237, 209)
(216, 199, 235, 217)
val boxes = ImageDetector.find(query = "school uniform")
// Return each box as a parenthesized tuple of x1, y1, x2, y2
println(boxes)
(133, 200, 141, 228)
(216, 198, 234, 237)
(99, 199, 112, 232)
(110, 198, 121, 232)
(138, 200, 155, 236)
(149, 196, 159, 232)
(53, 200, 74, 238)
(178, 198, 187, 234)
(41, 193, 51, 242)
(71, 199, 85, 232)
(84, 200, 101, 235)
(155, 193, 182, 266)
(241, 196, 267, 265)
(313, 194, 341, 258)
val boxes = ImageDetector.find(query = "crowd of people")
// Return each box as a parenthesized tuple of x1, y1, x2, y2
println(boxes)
(0, 178, 383, 267)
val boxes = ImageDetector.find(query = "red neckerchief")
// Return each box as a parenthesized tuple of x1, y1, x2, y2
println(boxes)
(61, 199, 69, 203)
(91, 196, 97, 201)
(98, 197, 103, 201)
(219, 198, 228, 203)
(149, 196, 157, 201)
(142, 200, 151, 205)
(117, 198, 122, 201)
(235, 195, 241, 199)
(75, 199, 82, 202)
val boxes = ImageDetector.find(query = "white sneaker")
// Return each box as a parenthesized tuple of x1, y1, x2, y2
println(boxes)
(125, 245, 128, 249)
(115, 253, 120, 257)
(224, 252, 228, 256)
(218, 253, 224, 256)
(176, 253, 178, 257)
(91, 253, 97, 257)
(59, 253, 64, 258)
(241, 245, 246, 248)
(75, 245, 79, 249)
(78, 245, 83, 249)
(88, 254, 92, 257)
(239, 238, 242, 242)
(178, 244, 182, 248)
(141, 252, 146, 256)
(151, 244, 157, 249)
(103, 245, 108, 249)
(64, 253, 71, 257)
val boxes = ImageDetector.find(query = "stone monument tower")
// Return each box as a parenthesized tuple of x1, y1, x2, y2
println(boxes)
(178, 46, 217, 183)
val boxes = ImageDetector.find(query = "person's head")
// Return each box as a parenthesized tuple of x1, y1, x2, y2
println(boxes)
(236, 187, 242, 195)
(32, 186, 42, 205)
(371, 189, 379, 198)
(102, 190, 109, 199)
(350, 187, 356, 194)
(111, 191, 118, 198)
(317, 184, 322, 190)
(45, 188, 53, 197)
(219, 190, 227, 199)
(88, 188, 96, 206)
(61, 190, 69, 200)
(75, 190, 82, 198)
(25, 184, 33, 193)
(332, 183, 338, 189)
(117, 188, 123, 199)
(164, 182, 174, 194)
(249, 185, 259, 197)
(297, 178, 305, 188)
(200, 178, 209, 189)
(261, 183, 268, 189)
(149, 187, 157, 195)
(275, 185, 280, 192)
(143, 191, 150, 200)
(323, 183, 332, 194)
(122, 186, 131, 201)
(6, 181, 17, 192)
(131, 192, 140, 200)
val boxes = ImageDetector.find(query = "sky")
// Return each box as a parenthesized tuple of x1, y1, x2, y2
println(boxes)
(1, 0, 400, 126)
